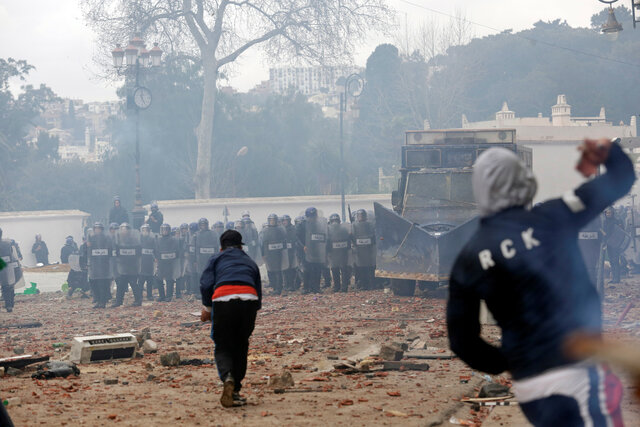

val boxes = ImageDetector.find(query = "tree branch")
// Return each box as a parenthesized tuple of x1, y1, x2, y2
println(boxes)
(183, 0, 208, 51)
(218, 27, 283, 67)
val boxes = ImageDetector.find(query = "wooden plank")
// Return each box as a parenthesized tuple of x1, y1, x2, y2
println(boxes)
(405, 349, 454, 359)
(382, 361, 430, 371)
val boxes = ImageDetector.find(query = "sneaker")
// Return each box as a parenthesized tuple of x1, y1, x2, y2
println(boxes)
(220, 375, 235, 408)
(110, 301, 123, 308)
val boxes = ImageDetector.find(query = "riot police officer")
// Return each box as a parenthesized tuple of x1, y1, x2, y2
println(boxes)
(0, 228, 20, 312)
(146, 202, 164, 234)
(352, 209, 376, 290)
(261, 214, 287, 295)
(155, 223, 180, 301)
(67, 236, 89, 299)
(139, 224, 156, 300)
(213, 221, 225, 236)
(86, 222, 113, 308)
(297, 207, 327, 294)
(195, 218, 219, 280)
(242, 217, 260, 263)
(281, 215, 299, 291)
(114, 223, 142, 306)
(327, 214, 352, 292)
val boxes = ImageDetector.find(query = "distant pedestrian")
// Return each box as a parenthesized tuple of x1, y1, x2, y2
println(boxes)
(31, 234, 49, 265)
(108, 196, 129, 225)
(200, 230, 262, 408)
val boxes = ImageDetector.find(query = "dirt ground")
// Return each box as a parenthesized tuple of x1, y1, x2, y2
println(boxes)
(0, 279, 639, 426)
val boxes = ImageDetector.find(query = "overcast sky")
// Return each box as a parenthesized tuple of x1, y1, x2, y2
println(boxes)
(0, 0, 612, 102)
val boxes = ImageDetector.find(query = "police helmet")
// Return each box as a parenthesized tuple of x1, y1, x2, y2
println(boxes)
(120, 222, 131, 229)
(198, 217, 209, 229)
(93, 222, 105, 230)
(109, 222, 119, 231)
(267, 213, 278, 226)
(140, 224, 150, 232)
(213, 221, 224, 229)
(150, 202, 159, 212)
(189, 222, 198, 233)
(65, 236, 74, 245)
(329, 213, 341, 224)
(225, 221, 235, 230)
(160, 223, 171, 236)
(241, 210, 250, 218)
(180, 223, 189, 230)
(294, 216, 305, 226)
(356, 209, 367, 221)
(171, 227, 179, 235)
(305, 207, 318, 218)
(281, 214, 291, 225)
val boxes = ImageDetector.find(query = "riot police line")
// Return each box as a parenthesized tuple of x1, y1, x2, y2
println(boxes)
(59, 207, 379, 308)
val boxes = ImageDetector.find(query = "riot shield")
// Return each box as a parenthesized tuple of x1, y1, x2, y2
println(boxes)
(116, 228, 141, 276)
(328, 223, 351, 269)
(305, 217, 327, 264)
(156, 236, 181, 280)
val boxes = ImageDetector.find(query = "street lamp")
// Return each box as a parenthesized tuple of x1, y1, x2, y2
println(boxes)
(598, 0, 623, 40)
(339, 73, 364, 222)
(111, 32, 162, 229)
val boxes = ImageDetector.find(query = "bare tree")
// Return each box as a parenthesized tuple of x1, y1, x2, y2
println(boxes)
(83, 0, 392, 198)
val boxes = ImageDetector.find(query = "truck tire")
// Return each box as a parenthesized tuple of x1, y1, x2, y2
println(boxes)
(391, 279, 415, 296)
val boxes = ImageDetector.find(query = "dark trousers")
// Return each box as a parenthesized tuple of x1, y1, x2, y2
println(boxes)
(90, 279, 111, 306)
(157, 276, 174, 300)
(212, 300, 258, 392)
(303, 262, 322, 293)
(115, 275, 141, 304)
(175, 276, 184, 297)
(355, 266, 375, 290)
(608, 248, 621, 283)
(331, 266, 351, 292)
(283, 268, 297, 291)
(267, 270, 283, 295)
(139, 275, 155, 299)
(1, 284, 14, 310)
(321, 267, 332, 288)
(191, 272, 199, 294)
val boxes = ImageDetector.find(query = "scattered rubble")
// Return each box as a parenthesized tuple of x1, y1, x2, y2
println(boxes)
(31, 361, 80, 379)
(268, 370, 294, 389)
(378, 344, 404, 361)
(142, 339, 158, 354)
(160, 352, 180, 367)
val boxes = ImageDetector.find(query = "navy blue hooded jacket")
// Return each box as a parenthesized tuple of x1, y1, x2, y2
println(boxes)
(200, 247, 262, 310)
(447, 143, 635, 380)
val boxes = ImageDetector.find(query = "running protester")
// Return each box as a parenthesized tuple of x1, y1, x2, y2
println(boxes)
(200, 230, 262, 408)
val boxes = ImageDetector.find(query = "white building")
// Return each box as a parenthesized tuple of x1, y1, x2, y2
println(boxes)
(461, 95, 638, 202)
(462, 95, 636, 141)
(269, 65, 362, 96)
(0, 210, 90, 267)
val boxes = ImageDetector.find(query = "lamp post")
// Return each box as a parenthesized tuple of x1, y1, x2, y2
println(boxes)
(339, 73, 364, 222)
(112, 34, 162, 229)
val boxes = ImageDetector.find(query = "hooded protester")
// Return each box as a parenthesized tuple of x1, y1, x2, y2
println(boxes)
(447, 139, 634, 427)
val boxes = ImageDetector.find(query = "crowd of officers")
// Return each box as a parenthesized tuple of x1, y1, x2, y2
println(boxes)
(66, 204, 378, 308)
